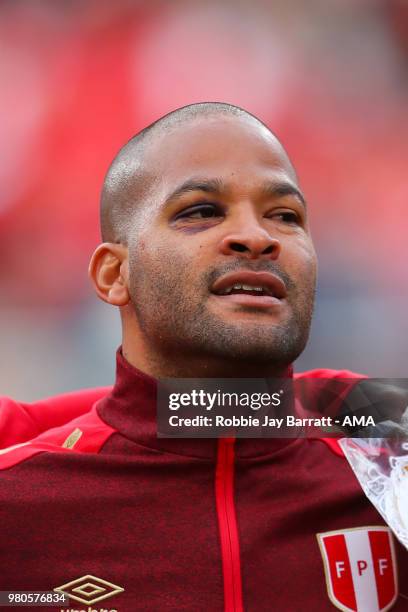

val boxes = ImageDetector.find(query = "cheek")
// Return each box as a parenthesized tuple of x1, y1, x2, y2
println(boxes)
(285, 238, 317, 283)
(133, 233, 172, 270)
(144, 230, 210, 270)
(130, 235, 200, 298)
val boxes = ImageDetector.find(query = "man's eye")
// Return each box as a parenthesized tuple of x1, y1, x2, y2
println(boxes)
(175, 204, 220, 220)
(270, 211, 300, 224)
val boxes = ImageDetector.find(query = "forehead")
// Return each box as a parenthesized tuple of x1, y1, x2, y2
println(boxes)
(142, 115, 298, 195)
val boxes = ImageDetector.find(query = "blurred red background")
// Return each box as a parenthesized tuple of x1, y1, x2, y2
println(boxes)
(1, 0, 407, 398)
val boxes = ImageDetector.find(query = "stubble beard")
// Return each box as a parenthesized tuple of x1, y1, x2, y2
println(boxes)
(128, 254, 316, 372)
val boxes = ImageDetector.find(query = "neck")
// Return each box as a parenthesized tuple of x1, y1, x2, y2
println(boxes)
(122, 338, 292, 379)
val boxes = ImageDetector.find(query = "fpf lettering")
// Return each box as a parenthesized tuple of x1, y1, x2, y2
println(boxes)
(335, 558, 389, 578)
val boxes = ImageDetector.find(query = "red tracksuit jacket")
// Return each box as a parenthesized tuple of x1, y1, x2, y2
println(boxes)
(0, 353, 407, 612)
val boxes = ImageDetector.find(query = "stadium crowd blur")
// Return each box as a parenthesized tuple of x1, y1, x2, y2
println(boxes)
(1, 0, 407, 399)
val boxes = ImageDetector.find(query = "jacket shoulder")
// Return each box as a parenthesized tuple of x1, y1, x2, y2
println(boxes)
(0, 406, 116, 470)
(294, 368, 366, 379)
(0, 387, 111, 449)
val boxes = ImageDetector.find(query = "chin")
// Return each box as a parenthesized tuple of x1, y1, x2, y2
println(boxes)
(202, 333, 306, 365)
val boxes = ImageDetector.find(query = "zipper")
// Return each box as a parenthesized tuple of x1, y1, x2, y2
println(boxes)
(215, 437, 244, 612)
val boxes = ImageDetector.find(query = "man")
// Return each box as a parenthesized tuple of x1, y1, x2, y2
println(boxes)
(0, 103, 406, 611)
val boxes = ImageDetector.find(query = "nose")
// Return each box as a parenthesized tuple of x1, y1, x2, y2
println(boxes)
(219, 220, 281, 260)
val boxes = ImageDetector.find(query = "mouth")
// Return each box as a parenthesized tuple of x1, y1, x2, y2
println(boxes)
(210, 270, 287, 309)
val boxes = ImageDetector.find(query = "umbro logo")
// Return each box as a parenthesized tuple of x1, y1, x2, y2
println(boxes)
(54, 574, 124, 607)
(60, 608, 117, 612)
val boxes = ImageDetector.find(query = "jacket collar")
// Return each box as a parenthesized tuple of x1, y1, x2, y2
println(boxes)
(97, 348, 298, 460)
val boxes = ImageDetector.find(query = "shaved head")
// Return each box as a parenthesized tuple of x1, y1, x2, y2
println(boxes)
(100, 102, 293, 243)
(91, 100, 316, 378)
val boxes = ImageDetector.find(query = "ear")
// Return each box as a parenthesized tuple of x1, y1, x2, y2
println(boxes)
(88, 243, 130, 306)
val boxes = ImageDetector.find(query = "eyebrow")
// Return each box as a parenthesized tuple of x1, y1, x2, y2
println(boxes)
(164, 178, 224, 205)
(164, 177, 306, 208)
(263, 181, 306, 207)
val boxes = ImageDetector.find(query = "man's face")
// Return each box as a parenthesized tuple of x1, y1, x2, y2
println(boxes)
(126, 115, 317, 369)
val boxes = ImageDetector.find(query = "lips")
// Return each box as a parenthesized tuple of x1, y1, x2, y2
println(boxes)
(211, 271, 287, 299)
